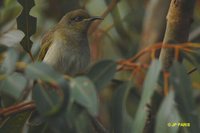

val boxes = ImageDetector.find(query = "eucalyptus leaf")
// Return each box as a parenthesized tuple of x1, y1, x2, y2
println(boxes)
(0, 110, 32, 133)
(188, 48, 200, 64)
(112, 82, 133, 133)
(170, 61, 200, 132)
(70, 76, 99, 116)
(155, 90, 180, 133)
(28, 123, 53, 133)
(87, 60, 117, 91)
(25, 62, 62, 83)
(0, 1, 21, 27)
(0, 72, 27, 99)
(47, 114, 71, 133)
(133, 60, 162, 133)
(0, 30, 24, 47)
(16, 0, 37, 52)
(0, 45, 8, 53)
(32, 78, 70, 117)
(183, 51, 200, 72)
(1, 48, 19, 75)
(74, 110, 93, 133)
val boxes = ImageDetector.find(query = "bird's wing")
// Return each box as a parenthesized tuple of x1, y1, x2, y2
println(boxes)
(37, 30, 54, 61)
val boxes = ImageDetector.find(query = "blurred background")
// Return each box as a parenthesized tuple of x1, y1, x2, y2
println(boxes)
(0, 0, 146, 62)
(0, 0, 200, 132)
(0, 0, 200, 62)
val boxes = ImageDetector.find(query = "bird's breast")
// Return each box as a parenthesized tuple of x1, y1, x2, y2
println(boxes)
(43, 38, 90, 75)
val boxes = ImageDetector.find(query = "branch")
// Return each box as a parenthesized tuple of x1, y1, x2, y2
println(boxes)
(0, 101, 35, 120)
(160, 0, 196, 69)
(88, 0, 119, 34)
(144, 0, 196, 132)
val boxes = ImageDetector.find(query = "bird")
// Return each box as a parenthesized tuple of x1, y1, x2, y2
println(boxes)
(37, 9, 102, 75)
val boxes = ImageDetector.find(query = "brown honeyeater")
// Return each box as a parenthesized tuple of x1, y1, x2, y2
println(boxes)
(37, 9, 102, 75)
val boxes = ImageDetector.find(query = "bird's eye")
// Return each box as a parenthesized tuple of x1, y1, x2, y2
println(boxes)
(72, 16, 84, 22)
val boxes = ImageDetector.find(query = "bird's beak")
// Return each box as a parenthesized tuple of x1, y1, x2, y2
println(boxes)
(88, 16, 103, 21)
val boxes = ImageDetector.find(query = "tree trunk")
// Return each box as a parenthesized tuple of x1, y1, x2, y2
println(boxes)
(144, 0, 196, 132)
(160, 0, 195, 69)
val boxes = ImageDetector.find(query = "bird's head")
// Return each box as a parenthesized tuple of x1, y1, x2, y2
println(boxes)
(59, 9, 103, 33)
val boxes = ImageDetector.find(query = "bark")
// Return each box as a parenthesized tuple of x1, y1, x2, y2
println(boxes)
(160, 0, 195, 69)
(144, 0, 196, 132)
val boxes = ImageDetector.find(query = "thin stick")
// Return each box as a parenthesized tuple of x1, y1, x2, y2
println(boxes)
(89, 0, 119, 34)
(0, 101, 36, 118)
(91, 117, 109, 133)
(28, 51, 35, 62)
(187, 67, 198, 75)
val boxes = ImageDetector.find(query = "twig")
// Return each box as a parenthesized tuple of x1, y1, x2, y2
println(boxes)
(91, 117, 109, 133)
(28, 51, 35, 62)
(89, 0, 119, 34)
(0, 101, 36, 119)
(117, 43, 199, 73)
(187, 67, 198, 75)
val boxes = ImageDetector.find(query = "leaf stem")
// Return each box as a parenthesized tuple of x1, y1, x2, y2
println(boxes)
(0, 101, 36, 119)
(28, 51, 35, 62)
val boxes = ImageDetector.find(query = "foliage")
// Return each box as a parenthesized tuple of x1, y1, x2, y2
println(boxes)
(133, 60, 161, 133)
(0, 0, 200, 133)
(16, 0, 36, 53)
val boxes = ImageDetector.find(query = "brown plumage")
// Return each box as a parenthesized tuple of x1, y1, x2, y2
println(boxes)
(37, 9, 102, 75)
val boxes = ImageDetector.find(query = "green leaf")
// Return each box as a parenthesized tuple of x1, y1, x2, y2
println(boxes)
(16, 0, 37, 52)
(170, 61, 200, 132)
(1, 48, 19, 75)
(32, 78, 70, 117)
(74, 110, 93, 133)
(0, 73, 27, 99)
(70, 76, 99, 116)
(133, 60, 161, 133)
(87, 60, 117, 91)
(183, 51, 200, 72)
(28, 124, 53, 133)
(188, 47, 200, 64)
(155, 90, 180, 133)
(0, 30, 24, 47)
(0, 0, 21, 27)
(0, 45, 8, 53)
(0, 110, 32, 133)
(112, 82, 133, 133)
(27, 62, 70, 117)
(25, 62, 62, 83)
